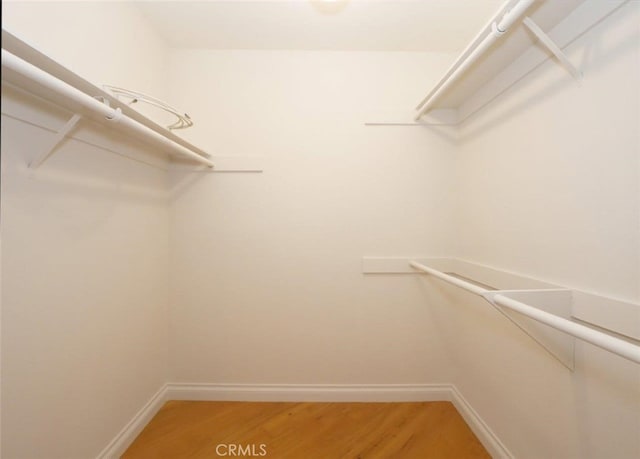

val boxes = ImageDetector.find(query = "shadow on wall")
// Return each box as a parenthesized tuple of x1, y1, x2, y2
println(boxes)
(2, 110, 169, 240)
(16, 159, 167, 203)
(571, 343, 640, 458)
(167, 166, 212, 201)
(2, 125, 168, 199)
(167, 162, 263, 202)
(416, 272, 640, 457)
(2, 163, 166, 242)
(457, 4, 639, 143)
(418, 124, 458, 144)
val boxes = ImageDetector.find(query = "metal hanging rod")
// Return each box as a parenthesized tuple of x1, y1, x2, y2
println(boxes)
(409, 260, 640, 365)
(415, 0, 536, 121)
(1, 49, 214, 169)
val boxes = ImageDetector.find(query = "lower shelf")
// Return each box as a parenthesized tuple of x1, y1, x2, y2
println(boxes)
(362, 257, 640, 369)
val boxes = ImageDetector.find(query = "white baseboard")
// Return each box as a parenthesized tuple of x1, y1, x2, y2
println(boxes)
(97, 382, 513, 459)
(96, 384, 169, 459)
(165, 382, 452, 402)
(449, 385, 513, 459)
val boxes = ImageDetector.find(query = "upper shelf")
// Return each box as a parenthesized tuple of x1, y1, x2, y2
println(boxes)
(415, 0, 629, 124)
(1, 29, 213, 167)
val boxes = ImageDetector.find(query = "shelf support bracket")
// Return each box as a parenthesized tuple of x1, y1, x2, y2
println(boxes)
(523, 17, 583, 83)
(482, 289, 575, 370)
(29, 113, 82, 169)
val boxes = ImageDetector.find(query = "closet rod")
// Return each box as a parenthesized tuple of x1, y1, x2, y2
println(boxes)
(409, 261, 640, 365)
(414, 0, 535, 120)
(1, 49, 214, 168)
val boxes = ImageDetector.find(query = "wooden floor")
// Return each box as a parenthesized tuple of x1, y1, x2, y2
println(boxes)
(123, 401, 490, 458)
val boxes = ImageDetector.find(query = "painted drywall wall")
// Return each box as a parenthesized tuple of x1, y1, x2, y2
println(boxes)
(0, 105, 169, 459)
(166, 50, 459, 384)
(1, 2, 171, 458)
(456, 2, 639, 301)
(2, 1, 168, 100)
(2, 1, 638, 458)
(443, 2, 640, 457)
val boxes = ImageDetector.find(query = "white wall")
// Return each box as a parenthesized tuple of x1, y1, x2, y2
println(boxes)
(1, 2, 171, 458)
(2, 1, 168, 101)
(166, 49, 459, 384)
(2, 1, 639, 458)
(445, 2, 640, 457)
(456, 2, 639, 301)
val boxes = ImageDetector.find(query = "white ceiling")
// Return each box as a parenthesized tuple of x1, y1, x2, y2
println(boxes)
(135, 0, 506, 52)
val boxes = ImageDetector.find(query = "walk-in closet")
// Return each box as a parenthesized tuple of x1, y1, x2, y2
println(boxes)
(1, 1, 639, 457)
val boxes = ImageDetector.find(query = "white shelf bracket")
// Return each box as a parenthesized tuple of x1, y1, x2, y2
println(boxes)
(29, 113, 82, 169)
(523, 16, 583, 83)
(362, 257, 640, 366)
(482, 289, 575, 370)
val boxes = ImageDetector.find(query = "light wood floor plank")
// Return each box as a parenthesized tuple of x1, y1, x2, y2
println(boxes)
(122, 401, 490, 458)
